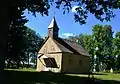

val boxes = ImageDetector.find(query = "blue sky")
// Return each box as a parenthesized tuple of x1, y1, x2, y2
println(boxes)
(24, 5, 120, 38)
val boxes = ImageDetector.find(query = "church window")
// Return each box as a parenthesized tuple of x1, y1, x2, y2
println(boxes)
(79, 60, 82, 65)
(43, 58, 58, 68)
(51, 46, 55, 51)
(68, 56, 72, 64)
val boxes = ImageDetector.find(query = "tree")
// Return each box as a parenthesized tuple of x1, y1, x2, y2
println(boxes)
(68, 34, 85, 48)
(5, 9, 28, 68)
(112, 32, 120, 70)
(92, 25, 113, 71)
(5, 26, 44, 69)
(68, 25, 120, 72)
(25, 28, 44, 68)
(102, 25, 113, 70)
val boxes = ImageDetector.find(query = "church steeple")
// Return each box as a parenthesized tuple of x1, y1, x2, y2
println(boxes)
(48, 16, 59, 39)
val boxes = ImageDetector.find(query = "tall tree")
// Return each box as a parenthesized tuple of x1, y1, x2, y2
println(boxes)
(25, 28, 44, 68)
(92, 25, 113, 71)
(112, 32, 120, 70)
(102, 25, 113, 69)
(6, 8, 28, 68)
(5, 26, 44, 69)
(92, 25, 104, 71)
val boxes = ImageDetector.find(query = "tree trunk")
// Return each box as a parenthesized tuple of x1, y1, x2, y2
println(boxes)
(7, 60, 10, 68)
(0, 0, 7, 82)
(16, 60, 20, 69)
(27, 52, 29, 68)
(35, 52, 37, 68)
(34, 53, 36, 68)
(22, 60, 25, 68)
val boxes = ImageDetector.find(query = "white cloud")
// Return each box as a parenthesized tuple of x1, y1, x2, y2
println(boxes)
(71, 6, 79, 13)
(62, 33, 74, 38)
(71, 6, 84, 13)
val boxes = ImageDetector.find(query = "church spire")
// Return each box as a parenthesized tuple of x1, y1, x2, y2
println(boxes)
(48, 16, 59, 29)
(48, 16, 59, 39)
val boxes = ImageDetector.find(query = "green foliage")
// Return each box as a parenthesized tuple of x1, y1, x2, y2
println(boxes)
(9, 0, 120, 25)
(25, 28, 44, 68)
(112, 32, 120, 69)
(92, 25, 113, 70)
(68, 24, 120, 71)
(5, 26, 44, 69)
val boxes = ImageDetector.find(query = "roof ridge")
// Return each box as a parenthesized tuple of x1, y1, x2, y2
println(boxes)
(57, 38, 80, 54)
(57, 38, 90, 56)
(52, 38, 73, 53)
(63, 39, 75, 43)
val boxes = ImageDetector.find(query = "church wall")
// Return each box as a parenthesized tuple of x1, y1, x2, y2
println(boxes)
(37, 37, 63, 72)
(61, 53, 90, 73)
(36, 53, 62, 72)
(38, 37, 62, 54)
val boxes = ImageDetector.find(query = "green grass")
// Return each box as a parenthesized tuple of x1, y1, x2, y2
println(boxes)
(4, 68, 36, 72)
(94, 73, 120, 81)
(4, 68, 120, 84)
(67, 72, 120, 81)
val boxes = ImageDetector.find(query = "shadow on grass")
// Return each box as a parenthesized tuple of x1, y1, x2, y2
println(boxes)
(4, 70, 120, 84)
(68, 73, 108, 75)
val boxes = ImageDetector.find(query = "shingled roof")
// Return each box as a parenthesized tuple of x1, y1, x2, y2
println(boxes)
(55, 38, 90, 56)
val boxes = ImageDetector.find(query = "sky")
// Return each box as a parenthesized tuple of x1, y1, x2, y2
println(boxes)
(24, 5, 120, 38)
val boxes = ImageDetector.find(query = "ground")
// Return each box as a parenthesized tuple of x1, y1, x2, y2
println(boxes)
(4, 68, 120, 84)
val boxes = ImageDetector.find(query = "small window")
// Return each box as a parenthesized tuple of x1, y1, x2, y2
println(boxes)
(79, 60, 82, 65)
(68, 56, 72, 64)
(51, 46, 55, 51)
(43, 58, 58, 68)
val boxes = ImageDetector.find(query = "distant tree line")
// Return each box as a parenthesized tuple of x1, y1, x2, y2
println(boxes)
(68, 25, 120, 72)
(5, 25, 44, 69)
(5, 6, 44, 69)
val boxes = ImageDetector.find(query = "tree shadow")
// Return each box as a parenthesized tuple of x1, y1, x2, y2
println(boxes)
(93, 73, 108, 75)
(4, 70, 120, 84)
(67, 72, 108, 75)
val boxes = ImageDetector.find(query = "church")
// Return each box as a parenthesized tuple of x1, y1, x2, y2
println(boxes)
(36, 16, 90, 73)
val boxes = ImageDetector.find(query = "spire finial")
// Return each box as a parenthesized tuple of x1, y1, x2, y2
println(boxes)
(53, 12, 56, 18)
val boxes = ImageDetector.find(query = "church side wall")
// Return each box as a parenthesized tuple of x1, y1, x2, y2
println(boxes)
(61, 53, 90, 73)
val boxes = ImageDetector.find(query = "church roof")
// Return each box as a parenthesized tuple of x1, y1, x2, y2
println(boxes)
(52, 39, 73, 53)
(48, 16, 59, 30)
(55, 38, 90, 56)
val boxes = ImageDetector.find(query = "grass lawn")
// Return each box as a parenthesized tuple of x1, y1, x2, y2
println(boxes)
(4, 68, 36, 72)
(94, 73, 120, 81)
(67, 72, 120, 81)
(4, 68, 120, 84)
